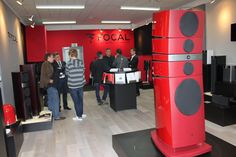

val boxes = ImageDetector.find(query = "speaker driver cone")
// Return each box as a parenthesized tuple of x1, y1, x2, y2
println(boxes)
(175, 78, 202, 115)
(180, 12, 199, 37)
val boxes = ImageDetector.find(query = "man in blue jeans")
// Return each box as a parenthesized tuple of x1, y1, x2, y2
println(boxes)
(66, 49, 86, 121)
(40, 53, 65, 120)
(91, 51, 110, 105)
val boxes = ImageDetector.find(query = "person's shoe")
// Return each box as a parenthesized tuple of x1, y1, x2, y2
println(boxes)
(55, 117, 66, 121)
(64, 107, 71, 110)
(102, 100, 109, 105)
(98, 101, 103, 105)
(72, 117, 83, 121)
(82, 114, 87, 119)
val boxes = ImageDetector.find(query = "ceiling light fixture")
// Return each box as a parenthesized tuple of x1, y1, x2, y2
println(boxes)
(120, 6, 160, 11)
(28, 15, 34, 21)
(16, 0, 23, 6)
(101, 21, 131, 24)
(100, 29, 103, 33)
(210, 0, 216, 4)
(30, 22, 35, 28)
(118, 29, 122, 32)
(42, 21, 77, 24)
(36, 5, 85, 9)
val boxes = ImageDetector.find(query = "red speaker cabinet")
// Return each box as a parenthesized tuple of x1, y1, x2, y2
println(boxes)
(151, 10, 211, 157)
(152, 10, 204, 38)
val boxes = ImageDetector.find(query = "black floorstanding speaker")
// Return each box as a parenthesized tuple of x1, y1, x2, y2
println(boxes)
(12, 72, 32, 121)
(20, 64, 41, 116)
(211, 56, 226, 93)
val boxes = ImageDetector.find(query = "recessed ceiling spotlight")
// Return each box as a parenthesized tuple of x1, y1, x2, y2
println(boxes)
(210, 0, 216, 4)
(42, 21, 77, 24)
(120, 6, 160, 11)
(100, 29, 103, 33)
(16, 0, 23, 6)
(101, 21, 131, 24)
(36, 5, 85, 9)
(30, 22, 35, 28)
(131, 28, 134, 31)
(118, 29, 122, 32)
(28, 15, 34, 21)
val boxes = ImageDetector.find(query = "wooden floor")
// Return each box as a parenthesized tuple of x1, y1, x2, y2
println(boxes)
(19, 89, 236, 157)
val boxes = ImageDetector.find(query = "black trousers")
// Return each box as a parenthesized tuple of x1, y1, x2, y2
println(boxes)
(136, 82, 140, 96)
(57, 78, 68, 108)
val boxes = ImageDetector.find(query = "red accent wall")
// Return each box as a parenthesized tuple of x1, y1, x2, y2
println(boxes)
(46, 30, 134, 82)
(25, 28, 153, 83)
(26, 25, 47, 62)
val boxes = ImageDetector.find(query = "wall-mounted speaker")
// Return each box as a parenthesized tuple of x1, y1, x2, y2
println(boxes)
(151, 10, 211, 156)
(12, 72, 32, 120)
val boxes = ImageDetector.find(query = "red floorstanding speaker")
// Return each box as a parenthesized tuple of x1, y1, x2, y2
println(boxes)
(151, 10, 212, 157)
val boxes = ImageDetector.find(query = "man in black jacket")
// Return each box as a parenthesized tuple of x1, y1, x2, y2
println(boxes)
(129, 48, 140, 96)
(103, 48, 115, 69)
(91, 52, 110, 105)
(53, 53, 71, 110)
(128, 48, 139, 70)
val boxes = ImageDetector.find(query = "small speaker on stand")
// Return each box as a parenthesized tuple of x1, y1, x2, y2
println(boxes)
(141, 60, 153, 89)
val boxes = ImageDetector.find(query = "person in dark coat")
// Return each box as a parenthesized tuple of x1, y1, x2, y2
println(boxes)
(40, 53, 65, 120)
(91, 51, 110, 105)
(129, 48, 140, 96)
(128, 48, 139, 70)
(112, 49, 129, 69)
(103, 48, 115, 69)
(53, 53, 71, 111)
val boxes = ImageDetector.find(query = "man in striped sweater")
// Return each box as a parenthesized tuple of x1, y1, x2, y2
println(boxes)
(66, 49, 86, 121)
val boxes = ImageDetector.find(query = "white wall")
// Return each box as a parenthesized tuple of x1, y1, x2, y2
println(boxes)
(0, 0, 24, 104)
(206, 0, 236, 65)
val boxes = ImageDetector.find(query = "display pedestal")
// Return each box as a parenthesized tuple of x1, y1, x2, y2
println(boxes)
(205, 102, 236, 126)
(5, 121, 24, 157)
(22, 110, 52, 132)
(151, 130, 211, 157)
(109, 84, 137, 111)
(112, 129, 236, 157)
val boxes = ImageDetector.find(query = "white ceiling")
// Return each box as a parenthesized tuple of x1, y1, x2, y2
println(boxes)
(3, 0, 200, 27)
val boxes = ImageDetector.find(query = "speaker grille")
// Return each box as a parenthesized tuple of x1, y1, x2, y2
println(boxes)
(175, 78, 202, 115)
(23, 88, 31, 97)
(22, 73, 29, 83)
(183, 62, 194, 75)
(184, 39, 194, 53)
(180, 12, 199, 37)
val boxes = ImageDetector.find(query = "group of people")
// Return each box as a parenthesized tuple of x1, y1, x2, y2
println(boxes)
(40, 49, 86, 121)
(90, 48, 139, 105)
(39, 47, 139, 121)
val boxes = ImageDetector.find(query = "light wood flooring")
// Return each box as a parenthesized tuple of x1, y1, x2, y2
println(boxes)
(19, 89, 236, 157)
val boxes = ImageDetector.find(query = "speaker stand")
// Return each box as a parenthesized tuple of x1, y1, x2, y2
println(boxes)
(151, 130, 212, 157)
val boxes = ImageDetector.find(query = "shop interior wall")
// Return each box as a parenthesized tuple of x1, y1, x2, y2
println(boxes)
(206, 0, 236, 65)
(0, 0, 24, 104)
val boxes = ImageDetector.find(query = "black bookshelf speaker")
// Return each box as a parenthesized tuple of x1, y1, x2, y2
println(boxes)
(0, 88, 8, 157)
(12, 72, 32, 121)
(20, 64, 41, 116)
